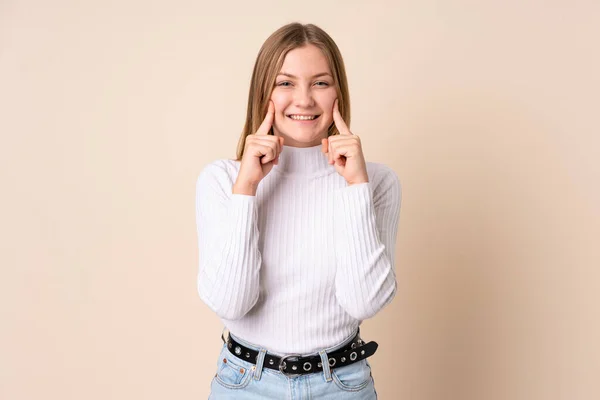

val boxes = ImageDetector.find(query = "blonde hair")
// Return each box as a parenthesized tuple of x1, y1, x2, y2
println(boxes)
(235, 22, 351, 161)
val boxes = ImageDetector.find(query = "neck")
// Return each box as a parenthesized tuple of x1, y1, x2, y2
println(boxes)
(273, 144, 333, 178)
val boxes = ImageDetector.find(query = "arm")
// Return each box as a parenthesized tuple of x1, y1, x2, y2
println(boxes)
(333, 166, 402, 320)
(195, 161, 262, 320)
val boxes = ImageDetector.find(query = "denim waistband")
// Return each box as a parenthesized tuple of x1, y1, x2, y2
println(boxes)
(227, 326, 361, 358)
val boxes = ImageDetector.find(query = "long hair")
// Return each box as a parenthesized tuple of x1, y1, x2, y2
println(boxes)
(235, 23, 351, 161)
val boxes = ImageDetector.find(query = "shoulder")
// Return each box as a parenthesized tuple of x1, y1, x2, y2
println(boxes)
(366, 161, 401, 189)
(196, 158, 241, 189)
(366, 161, 402, 204)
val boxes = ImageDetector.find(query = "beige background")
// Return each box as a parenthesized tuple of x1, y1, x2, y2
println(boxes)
(1, 1, 599, 399)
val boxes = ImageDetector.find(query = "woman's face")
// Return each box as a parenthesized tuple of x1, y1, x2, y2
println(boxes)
(270, 44, 337, 147)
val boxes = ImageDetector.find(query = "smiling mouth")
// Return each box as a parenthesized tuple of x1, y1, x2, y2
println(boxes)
(287, 114, 321, 121)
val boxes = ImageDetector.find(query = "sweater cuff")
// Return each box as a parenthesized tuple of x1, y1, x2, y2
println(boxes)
(334, 181, 373, 214)
(229, 193, 258, 226)
(333, 182, 378, 243)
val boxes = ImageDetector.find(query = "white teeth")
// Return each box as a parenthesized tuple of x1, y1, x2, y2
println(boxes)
(289, 115, 317, 120)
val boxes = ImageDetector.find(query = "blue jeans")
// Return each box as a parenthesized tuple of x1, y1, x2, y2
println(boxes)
(208, 328, 378, 399)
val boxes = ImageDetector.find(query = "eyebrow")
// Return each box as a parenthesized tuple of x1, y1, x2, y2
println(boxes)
(277, 72, 332, 79)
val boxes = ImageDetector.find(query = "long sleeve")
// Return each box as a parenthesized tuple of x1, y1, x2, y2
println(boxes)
(195, 161, 262, 320)
(333, 166, 402, 320)
(199, 146, 401, 355)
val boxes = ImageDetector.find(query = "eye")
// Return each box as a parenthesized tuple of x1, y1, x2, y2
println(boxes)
(315, 81, 329, 86)
(276, 81, 292, 87)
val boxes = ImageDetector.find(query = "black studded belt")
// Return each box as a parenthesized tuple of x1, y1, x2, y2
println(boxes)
(223, 328, 378, 377)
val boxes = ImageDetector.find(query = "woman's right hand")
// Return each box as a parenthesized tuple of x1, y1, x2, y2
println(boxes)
(234, 101, 284, 194)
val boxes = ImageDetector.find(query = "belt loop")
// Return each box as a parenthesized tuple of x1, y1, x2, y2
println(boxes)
(253, 348, 267, 381)
(319, 350, 332, 382)
(220, 326, 229, 344)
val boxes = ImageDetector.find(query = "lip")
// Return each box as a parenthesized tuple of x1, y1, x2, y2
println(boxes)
(286, 114, 321, 124)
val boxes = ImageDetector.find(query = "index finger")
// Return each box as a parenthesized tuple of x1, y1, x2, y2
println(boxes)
(332, 98, 352, 135)
(256, 100, 275, 136)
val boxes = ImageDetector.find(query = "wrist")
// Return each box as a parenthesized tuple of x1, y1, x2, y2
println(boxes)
(232, 181, 258, 196)
(348, 178, 369, 186)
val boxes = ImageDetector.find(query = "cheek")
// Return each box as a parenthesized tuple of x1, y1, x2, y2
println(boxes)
(320, 101, 335, 122)
(318, 93, 336, 115)
(270, 93, 289, 123)
(270, 92, 286, 106)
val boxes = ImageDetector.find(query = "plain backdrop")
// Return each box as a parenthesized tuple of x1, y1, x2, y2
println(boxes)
(1, 1, 599, 399)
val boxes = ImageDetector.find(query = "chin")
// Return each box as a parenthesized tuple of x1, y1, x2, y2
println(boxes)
(280, 131, 326, 145)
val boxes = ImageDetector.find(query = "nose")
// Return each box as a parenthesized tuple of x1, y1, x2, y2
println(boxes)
(293, 86, 315, 108)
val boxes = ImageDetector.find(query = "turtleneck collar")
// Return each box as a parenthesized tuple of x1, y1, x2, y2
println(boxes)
(273, 144, 334, 178)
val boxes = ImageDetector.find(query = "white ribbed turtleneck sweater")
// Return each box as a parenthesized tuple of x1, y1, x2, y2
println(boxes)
(195, 143, 401, 356)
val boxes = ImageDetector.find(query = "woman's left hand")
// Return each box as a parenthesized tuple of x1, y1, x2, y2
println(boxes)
(321, 99, 369, 185)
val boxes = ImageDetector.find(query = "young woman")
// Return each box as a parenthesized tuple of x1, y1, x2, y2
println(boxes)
(196, 22, 402, 399)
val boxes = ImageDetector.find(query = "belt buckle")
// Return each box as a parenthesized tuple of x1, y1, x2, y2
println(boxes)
(279, 354, 302, 377)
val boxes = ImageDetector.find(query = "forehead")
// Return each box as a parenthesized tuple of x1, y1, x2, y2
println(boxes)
(280, 44, 331, 75)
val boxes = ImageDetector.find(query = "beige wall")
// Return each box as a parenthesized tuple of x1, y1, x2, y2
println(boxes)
(1, 1, 599, 399)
